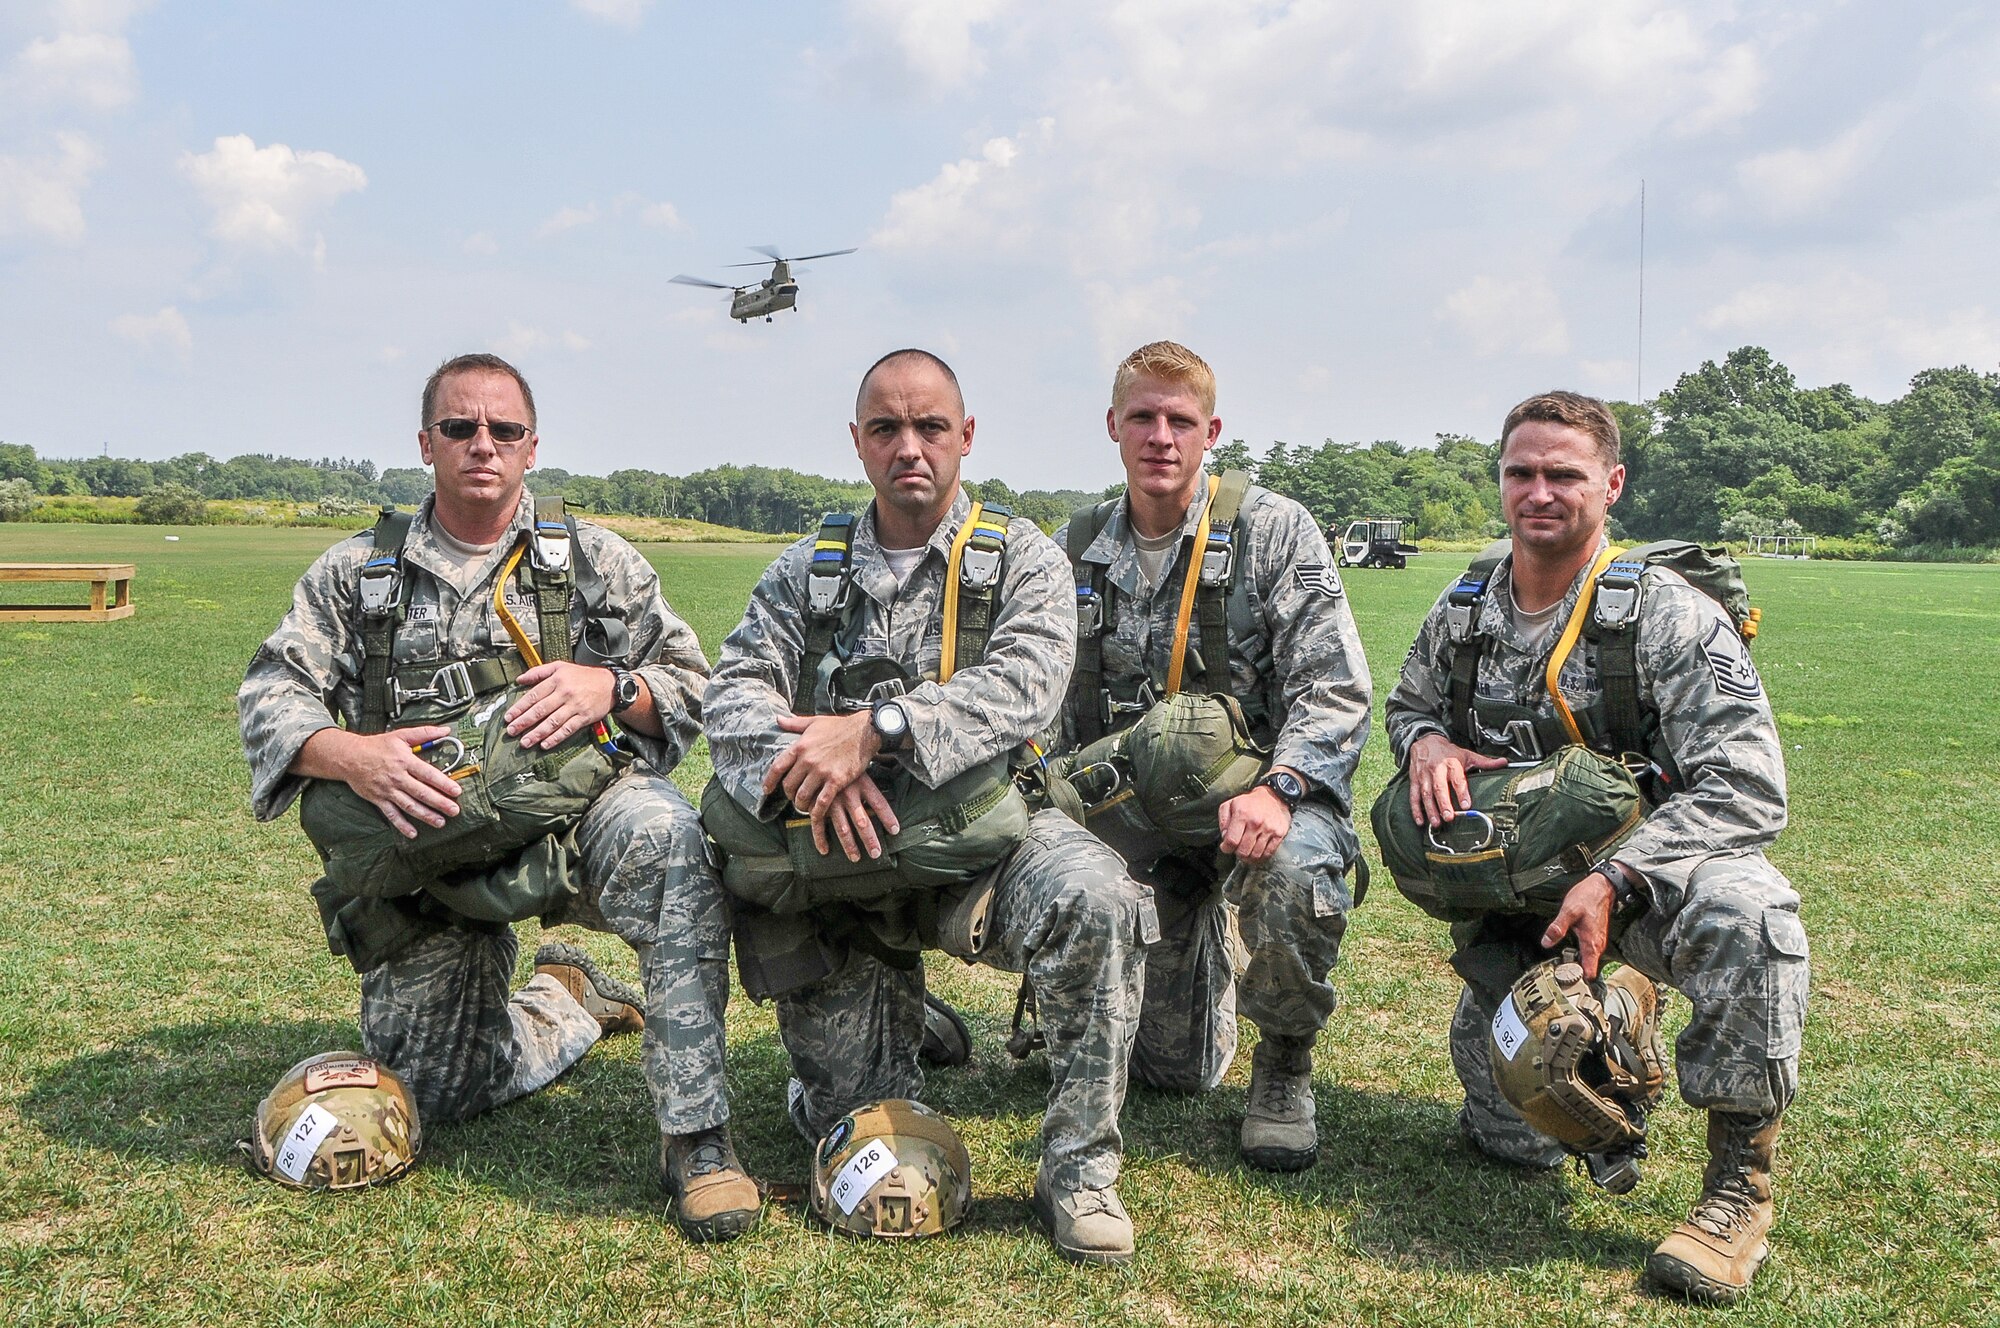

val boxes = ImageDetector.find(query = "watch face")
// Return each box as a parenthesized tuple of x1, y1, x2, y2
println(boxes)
(874, 700, 908, 740)
(614, 673, 639, 707)
(1268, 771, 1304, 802)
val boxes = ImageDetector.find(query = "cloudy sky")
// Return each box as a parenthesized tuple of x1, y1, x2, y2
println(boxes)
(4, 1, 1996, 491)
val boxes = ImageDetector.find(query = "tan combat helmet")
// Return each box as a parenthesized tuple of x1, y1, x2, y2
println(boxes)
(808, 1099, 972, 1238)
(1488, 953, 1668, 1192)
(246, 1051, 422, 1191)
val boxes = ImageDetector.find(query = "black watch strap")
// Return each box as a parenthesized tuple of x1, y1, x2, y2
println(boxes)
(1594, 858, 1644, 912)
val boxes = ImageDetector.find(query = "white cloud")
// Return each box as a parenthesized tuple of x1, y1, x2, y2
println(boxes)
(8, 30, 137, 108)
(1701, 272, 2000, 372)
(561, 330, 591, 351)
(0, 131, 100, 242)
(537, 203, 599, 238)
(569, 0, 652, 27)
(462, 230, 499, 257)
(110, 305, 191, 355)
(872, 131, 1029, 252)
(844, 0, 1011, 93)
(1441, 274, 1569, 358)
(179, 134, 366, 255)
(639, 200, 685, 229)
(1736, 113, 1893, 220)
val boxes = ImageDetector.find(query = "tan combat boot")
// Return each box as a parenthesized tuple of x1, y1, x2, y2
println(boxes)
(533, 941, 645, 1036)
(1646, 1111, 1781, 1304)
(661, 1127, 762, 1242)
(1031, 1168, 1134, 1265)
(1241, 1032, 1318, 1171)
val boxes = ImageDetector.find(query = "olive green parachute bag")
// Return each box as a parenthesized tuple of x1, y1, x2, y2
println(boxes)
(1370, 744, 1645, 923)
(701, 756, 1030, 916)
(1044, 691, 1267, 864)
(298, 683, 629, 920)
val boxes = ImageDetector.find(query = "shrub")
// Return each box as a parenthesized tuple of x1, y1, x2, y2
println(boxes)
(135, 481, 208, 525)
(0, 477, 35, 521)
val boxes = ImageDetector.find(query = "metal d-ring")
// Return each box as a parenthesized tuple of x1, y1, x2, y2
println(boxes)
(425, 736, 468, 774)
(1427, 808, 1497, 854)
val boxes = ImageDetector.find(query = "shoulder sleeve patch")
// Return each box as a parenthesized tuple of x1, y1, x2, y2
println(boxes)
(1701, 620, 1763, 700)
(1295, 562, 1343, 598)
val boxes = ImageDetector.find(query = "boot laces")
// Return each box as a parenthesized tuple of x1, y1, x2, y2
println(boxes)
(1064, 1186, 1119, 1219)
(1252, 1054, 1306, 1117)
(678, 1130, 734, 1179)
(1689, 1165, 1758, 1236)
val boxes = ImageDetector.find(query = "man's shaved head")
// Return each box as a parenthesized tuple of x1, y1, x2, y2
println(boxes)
(855, 348, 964, 419)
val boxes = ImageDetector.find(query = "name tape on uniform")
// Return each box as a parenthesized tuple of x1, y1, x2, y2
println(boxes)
(830, 1138, 900, 1215)
(274, 1102, 341, 1182)
(1491, 996, 1531, 1062)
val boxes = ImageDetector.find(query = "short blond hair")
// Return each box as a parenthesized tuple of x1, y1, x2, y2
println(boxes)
(1112, 341, 1217, 417)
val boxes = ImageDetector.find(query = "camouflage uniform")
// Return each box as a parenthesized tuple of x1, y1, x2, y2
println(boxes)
(1055, 482, 1372, 1091)
(705, 490, 1154, 1190)
(239, 491, 731, 1134)
(1385, 546, 1810, 1165)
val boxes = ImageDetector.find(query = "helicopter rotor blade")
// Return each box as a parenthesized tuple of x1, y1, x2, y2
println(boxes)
(789, 248, 857, 262)
(750, 244, 785, 261)
(669, 274, 733, 290)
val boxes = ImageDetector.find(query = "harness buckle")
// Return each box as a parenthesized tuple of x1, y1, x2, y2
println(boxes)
(1445, 574, 1485, 644)
(392, 660, 476, 717)
(1595, 585, 1639, 629)
(959, 546, 1002, 590)
(531, 520, 571, 575)
(807, 570, 850, 616)
(1594, 561, 1644, 630)
(1075, 587, 1103, 636)
(1476, 717, 1544, 761)
(429, 660, 475, 709)
(358, 556, 399, 615)
(1199, 529, 1233, 586)
(1098, 680, 1157, 727)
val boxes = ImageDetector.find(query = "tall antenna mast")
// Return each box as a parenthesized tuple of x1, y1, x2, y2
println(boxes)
(1636, 179, 1646, 402)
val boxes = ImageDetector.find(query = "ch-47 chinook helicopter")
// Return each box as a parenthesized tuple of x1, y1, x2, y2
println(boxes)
(670, 245, 856, 322)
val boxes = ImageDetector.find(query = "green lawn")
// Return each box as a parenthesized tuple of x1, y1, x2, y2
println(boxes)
(1, 525, 1994, 1326)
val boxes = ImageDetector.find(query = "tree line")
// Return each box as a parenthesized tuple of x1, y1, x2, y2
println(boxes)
(3, 345, 1995, 552)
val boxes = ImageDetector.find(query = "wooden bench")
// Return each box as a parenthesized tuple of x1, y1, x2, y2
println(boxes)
(0, 562, 136, 622)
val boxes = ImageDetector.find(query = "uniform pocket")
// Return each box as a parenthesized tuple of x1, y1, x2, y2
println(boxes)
(1762, 907, 1809, 1059)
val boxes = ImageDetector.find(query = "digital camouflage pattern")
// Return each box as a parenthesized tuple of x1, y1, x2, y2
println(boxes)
(238, 490, 732, 1134)
(706, 490, 1077, 802)
(1385, 546, 1809, 1162)
(705, 491, 1153, 1190)
(1056, 483, 1371, 1090)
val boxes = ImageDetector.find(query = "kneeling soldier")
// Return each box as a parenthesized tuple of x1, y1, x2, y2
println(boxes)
(238, 353, 757, 1240)
(1382, 390, 1809, 1303)
(1045, 340, 1372, 1170)
(701, 349, 1154, 1265)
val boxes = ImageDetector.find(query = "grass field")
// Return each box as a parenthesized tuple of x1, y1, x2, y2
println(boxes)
(1, 523, 1995, 1327)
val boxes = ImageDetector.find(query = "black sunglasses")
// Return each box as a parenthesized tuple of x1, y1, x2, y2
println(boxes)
(429, 418, 533, 444)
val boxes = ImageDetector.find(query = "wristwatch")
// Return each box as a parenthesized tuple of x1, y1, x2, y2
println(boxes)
(1258, 769, 1307, 812)
(871, 697, 910, 753)
(606, 666, 641, 715)
(1592, 858, 1646, 913)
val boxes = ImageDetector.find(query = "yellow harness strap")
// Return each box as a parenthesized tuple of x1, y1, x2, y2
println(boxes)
(1543, 545, 1624, 745)
(494, 538, 544, 669)
(938, 501, 985, 682)
(1165, 475, 1219, 697)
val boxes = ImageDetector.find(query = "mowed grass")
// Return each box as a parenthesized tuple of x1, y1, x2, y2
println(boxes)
(1, 523, 1995, 1327)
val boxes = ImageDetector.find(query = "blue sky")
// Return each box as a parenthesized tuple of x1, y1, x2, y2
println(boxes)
(3, 1, 1996, 492)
